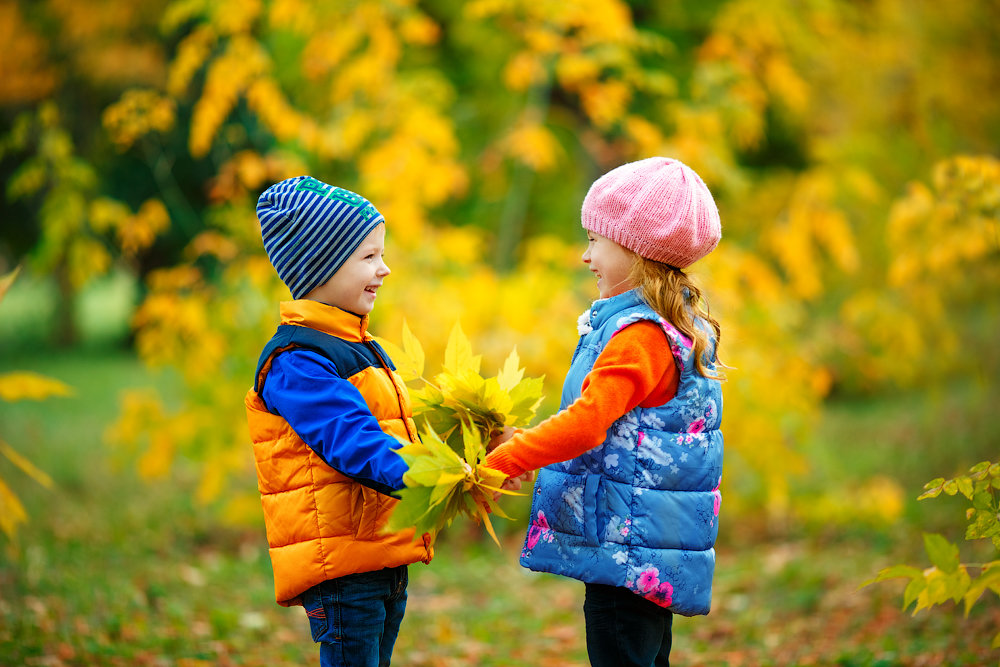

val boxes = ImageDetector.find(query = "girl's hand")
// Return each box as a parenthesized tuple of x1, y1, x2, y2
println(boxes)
(501, 476, 522, 493)
(489, 471, 534, 501)
(487, 426, 516, 452)
(500, 470, 535, 493)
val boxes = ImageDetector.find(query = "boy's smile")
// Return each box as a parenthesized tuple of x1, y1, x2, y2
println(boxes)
(304, 224, 390, 315)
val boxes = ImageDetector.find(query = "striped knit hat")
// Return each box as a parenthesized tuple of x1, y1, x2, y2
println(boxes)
(581, 157, 721, 268)
(257, 176, 385, 299)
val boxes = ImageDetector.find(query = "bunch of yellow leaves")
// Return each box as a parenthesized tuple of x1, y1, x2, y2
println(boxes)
(378, 323, 544, 545)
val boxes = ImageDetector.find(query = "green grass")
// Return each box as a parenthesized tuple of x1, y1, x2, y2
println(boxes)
(1, 349, 998, 666)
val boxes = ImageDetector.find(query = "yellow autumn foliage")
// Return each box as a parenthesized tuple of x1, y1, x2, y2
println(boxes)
(40, 0, 986, 535)
(0, 267, 64, 546)
(2, 103, 142, 293)
(102, 89, 176, 152)
(835, 155, 1000, 390)
(0, 2, 59, 104)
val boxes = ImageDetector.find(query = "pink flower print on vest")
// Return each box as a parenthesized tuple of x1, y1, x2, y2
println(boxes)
(524, 510, 554, 555)
(629, 565, 674, 607)
(712, 477, 722, 526)
(675, 416, 708, 446)
(687, 417, 706, 434)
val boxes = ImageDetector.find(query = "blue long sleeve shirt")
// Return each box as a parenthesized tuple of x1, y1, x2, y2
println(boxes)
(261, 348, 409, 496)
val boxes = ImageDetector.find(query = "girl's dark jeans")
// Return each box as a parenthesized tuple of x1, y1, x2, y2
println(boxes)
(584, 582, 673, 667)
(301, 565, 408, 667)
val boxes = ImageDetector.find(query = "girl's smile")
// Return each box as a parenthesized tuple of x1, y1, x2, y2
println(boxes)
(583, 233, 636, 299)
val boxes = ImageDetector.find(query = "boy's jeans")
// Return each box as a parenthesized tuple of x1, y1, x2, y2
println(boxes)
(583, 582, 673, 667)
(301, 565, 409, 667)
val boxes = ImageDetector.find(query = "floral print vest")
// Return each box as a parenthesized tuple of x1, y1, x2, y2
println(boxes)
(520, 289, 723, 616)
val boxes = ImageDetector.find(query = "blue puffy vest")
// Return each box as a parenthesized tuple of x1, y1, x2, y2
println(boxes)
(520, 289, 723, 616)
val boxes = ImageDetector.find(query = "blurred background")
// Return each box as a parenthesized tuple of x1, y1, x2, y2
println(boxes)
(0, 0, 997, 664)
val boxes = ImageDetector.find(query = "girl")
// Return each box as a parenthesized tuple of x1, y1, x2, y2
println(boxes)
(484, 157, 724, 667)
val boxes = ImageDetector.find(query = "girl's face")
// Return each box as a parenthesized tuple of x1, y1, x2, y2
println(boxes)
(583, 232, 636, 299)
(305, 223, 390, 315)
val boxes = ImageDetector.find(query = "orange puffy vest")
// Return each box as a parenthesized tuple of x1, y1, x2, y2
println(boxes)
(245, 300, 432, 606)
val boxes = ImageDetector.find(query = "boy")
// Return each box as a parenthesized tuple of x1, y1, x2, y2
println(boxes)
(245, 175, 432, 667)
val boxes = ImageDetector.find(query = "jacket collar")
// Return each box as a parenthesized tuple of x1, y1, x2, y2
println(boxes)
(586, 289, 645, 329)
(279, 300, 371, 342)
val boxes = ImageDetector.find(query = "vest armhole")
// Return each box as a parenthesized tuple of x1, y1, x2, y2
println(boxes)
(255, 344, 308, 413)
(609, 315, 689, 381)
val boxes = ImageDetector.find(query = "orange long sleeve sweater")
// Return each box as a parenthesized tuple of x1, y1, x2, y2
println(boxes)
(484, 320, 679, 478)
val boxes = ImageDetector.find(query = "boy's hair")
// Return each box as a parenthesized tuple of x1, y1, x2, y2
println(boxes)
(628, 255, 724, 380)
(581, 157, 721, 269)
(257, 176, 385, 299)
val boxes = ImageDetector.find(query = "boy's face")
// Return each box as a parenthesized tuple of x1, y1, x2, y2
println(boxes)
(305, 224, 389, 315)
(583, 231, 635, 299)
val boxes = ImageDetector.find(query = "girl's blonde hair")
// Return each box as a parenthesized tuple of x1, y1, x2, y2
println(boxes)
(627, 254, 723, 380)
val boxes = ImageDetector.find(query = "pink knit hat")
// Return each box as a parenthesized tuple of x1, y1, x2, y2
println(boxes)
(581, 157, 721, 268)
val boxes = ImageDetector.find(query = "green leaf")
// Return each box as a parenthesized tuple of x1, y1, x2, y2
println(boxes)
(972, 485, 995, 508)
(969, 461, 991, 480)
(949, 566, 972, 603)
(386, 486, 436, 533)
(915, 568, 958, 611)
(903, 576, 927, 613)
(507, 376, 545, 425)
(963, 562, 1000, 615)
(864, 564, 923, 587)
(428, 477, 462, 508)
(918, 477, 946, 500)
(462, 419, 482, 466)
(956, 476, 975, 500)
(923, 533, 960, 574)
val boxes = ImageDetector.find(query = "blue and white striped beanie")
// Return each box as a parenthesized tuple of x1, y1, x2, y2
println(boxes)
(257, 176, 385, 299)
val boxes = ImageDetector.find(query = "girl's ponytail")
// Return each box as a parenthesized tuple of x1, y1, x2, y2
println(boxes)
(628, 255, 723, 380)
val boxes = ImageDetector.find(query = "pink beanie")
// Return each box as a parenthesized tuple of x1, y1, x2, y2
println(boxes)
(581, 157, 721, 268)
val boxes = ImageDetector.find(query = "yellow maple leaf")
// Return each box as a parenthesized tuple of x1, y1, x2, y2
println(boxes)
(496, 347, 525, 393)
(374, 319, 424, 382)
(442, 322, 481, 376)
